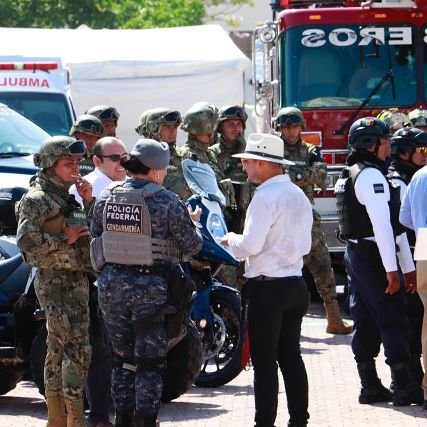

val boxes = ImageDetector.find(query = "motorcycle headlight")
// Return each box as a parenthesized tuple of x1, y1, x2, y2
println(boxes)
(208, 213, 227, 238)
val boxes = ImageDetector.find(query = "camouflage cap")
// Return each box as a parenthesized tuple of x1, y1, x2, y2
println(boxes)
(33, 136, 87, 169)
(181, 103, 218, 135)
(275, 107, 306, 129)
(69, 114, 103, 137)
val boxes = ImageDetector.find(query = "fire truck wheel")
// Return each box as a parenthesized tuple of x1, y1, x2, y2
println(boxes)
(30, 324, 47, 396)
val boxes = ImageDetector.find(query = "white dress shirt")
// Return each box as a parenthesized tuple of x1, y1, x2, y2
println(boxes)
(69, 168, 112, 204)
(354, 167, 414, 274)
(227, 174, 313, 278)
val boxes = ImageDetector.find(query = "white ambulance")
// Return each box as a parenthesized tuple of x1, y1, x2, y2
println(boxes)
(0, 56, 76, 136)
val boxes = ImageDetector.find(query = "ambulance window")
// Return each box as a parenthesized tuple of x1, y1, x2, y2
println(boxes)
(281, 25, 417, 108)
(0, 92, 72, 136)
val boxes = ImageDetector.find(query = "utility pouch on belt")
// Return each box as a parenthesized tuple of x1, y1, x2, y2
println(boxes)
(165, 266, 196, 339)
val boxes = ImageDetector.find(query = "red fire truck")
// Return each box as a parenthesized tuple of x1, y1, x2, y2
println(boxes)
(253, 0, 427, 265)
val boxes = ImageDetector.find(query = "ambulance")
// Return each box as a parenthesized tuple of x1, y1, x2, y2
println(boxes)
(0, 56, 76, 136)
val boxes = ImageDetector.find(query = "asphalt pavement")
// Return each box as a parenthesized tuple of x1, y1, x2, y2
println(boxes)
(0, 301, 426, 426)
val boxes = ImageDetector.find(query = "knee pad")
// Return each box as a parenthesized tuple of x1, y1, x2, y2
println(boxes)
(112, 355, 136, 372)
(135, 356, 166, 377)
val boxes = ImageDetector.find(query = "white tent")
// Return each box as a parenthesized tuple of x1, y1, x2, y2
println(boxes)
(0, 25, 251, 147)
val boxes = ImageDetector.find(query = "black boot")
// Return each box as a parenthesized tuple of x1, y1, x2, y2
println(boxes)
(410, 355, 424, 385)
(134, 414, 159, 427)
(356, 360, 392, 404)
(115, 409, 135, 427)
(390, 362, 424, 406)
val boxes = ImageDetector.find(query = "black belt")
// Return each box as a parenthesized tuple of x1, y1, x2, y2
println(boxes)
(251, 275, 299, 282)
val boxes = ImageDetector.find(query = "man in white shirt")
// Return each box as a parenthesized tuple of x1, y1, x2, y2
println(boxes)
(222, 133, 313, 427)
(400, 161, 427, 410)
(70, 136, 126, 427)
(335, 117, 422, 408)
(70, 136, 127, 205)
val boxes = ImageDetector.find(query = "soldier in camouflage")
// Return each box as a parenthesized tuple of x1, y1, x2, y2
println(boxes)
(135, 109, 152, 138)
(276, 107, 352, 335)
(70, 114, 104, 177)
(86, 105, 120, 137)
(16, 136, 93, 427)
(90, 139, 202, 427)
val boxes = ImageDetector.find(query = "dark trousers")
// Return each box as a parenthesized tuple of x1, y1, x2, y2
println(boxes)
(86, 286, 113, 424)
(344, 241, 410, 365)
(245, 276, 310, 427)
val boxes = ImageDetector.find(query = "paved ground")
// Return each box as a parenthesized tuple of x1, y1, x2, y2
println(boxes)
(0, 301, 426, 426)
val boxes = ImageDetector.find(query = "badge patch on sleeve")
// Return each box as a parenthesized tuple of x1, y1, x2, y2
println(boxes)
(373, 183, 384, 193)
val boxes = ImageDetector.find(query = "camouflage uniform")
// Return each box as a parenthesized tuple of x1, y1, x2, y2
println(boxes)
(283, 137, 339, 302)
(90, 179, 202, 419)
(16, 171, 91, 400)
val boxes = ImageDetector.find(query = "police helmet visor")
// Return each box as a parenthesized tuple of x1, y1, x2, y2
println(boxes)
(221, 106, 247, 120)
(162, 111, 182, 124)
(68, 140, 87, 156)
(277, 113, 303, 127)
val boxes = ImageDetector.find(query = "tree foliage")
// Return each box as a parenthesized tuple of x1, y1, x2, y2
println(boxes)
(0, 0, 252, 29)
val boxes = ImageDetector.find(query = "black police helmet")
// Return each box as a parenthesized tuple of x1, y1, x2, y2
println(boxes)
(390, 127, 427, 157)
(348, 117, 391, 150)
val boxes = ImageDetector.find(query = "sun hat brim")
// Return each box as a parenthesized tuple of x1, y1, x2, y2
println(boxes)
(232, 151, 294, 166)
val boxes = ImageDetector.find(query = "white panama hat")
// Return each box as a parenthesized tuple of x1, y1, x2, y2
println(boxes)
(232, 133, 294, 165)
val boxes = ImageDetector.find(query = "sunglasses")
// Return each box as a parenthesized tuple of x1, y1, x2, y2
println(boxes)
(222, 106, 247, 119)
(276, 114, 303, 126)
(162, 111, 182, 124)
(98, 154, 123, 162)
(68, 140, 87, 156)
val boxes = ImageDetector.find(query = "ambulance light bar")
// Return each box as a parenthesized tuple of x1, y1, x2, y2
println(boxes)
(0, 63, 58, 71)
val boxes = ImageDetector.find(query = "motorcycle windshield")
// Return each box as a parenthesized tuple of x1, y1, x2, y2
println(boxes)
(182, 159, 226, 206)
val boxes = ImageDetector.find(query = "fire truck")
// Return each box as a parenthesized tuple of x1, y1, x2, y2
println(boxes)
(253, 0, 427, 265)
(0, 56, 76, 136)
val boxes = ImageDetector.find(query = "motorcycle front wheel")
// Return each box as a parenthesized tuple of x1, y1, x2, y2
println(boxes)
(195, 289, 243, 388)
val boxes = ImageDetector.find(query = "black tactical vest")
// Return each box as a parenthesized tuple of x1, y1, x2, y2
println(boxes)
(335, 162, 404, 240)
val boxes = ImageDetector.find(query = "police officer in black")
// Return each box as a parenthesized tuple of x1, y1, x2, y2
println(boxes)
(388, 127, 427, 386)
(335, 117, 423, 406)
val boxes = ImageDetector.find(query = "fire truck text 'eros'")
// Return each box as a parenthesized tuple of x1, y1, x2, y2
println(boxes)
(301, 27, 415, 47)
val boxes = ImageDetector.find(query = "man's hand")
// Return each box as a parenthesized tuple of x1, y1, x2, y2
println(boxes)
(75, 176, 93, 204)
(403, 270, 417, 294)
(187, 205, 202, 223)
(62, 221, 89, 245)
(220, 233, 231, 247)
(385, 271, 401, 295)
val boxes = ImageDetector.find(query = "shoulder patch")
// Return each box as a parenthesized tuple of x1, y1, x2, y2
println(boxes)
(373, 183, 384, 193)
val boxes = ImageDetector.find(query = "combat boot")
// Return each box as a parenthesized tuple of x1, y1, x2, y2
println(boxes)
(356, 360, 392, 404)
(114, 409, 135, 427)
(324, 301, 352, 334)
(390, 362, 424, 406)
(46, 394, 67, 427)
(64, 399, 88, 427)
(134, 414, 159, 427)
(410, 355, 424, 385)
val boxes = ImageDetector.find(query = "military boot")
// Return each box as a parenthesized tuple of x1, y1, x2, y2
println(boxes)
(46, 394, 67, 427)
(64, 399, 88, 427)
(134, 414, 159, 427)
(114, 409, 135, 427)
(390, 362, 424, 406)
(410, 355, 424, 385)
(324, 301, 353, 334)
(356, 360, 392, 404)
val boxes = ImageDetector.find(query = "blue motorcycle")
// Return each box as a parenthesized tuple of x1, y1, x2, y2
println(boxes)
(182, 159, 243, 388)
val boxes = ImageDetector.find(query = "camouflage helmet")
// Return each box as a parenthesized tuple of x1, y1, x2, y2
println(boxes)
(217, 105, 248, 131)
(181, 103, 218, 135)
(408, 109, 427, 128)
(135, 109, 153, 137)
(33, 136, 87, 169)
(146, 107, 182, 138)
(275, 107, 306, 130)
(85, 105, 120, 123)
(348, 117, 392, 150)
(390, 127, 427, 157)
(376, 109, 409, 131)
(69, 114, 103, 137)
